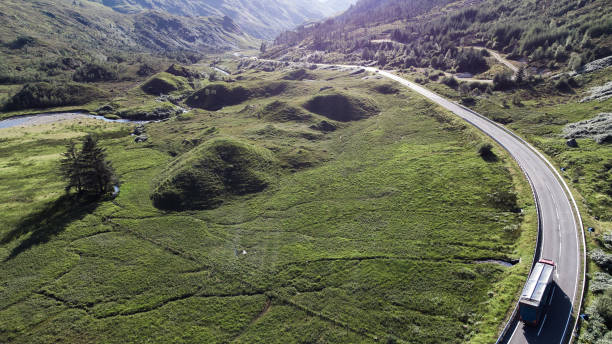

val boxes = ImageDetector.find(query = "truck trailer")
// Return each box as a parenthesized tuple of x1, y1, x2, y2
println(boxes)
(519, 259, 555, 326)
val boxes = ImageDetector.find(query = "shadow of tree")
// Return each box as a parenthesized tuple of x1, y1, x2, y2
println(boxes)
(1, 194, 101, 261)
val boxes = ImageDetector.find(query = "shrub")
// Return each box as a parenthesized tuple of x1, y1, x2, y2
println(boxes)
(554, 76, 576, 92)
(373, 83, 400, 94)
(591, 249, 612, 273)
(7, 36, 37, 49)
(568, 53, 583, 71)
(441, 76, 459, 88)
(455, 48, 488, 73)
(282, 69, 315, 81)
(73, 63, 118, 82)
(493, 72, 515, 90)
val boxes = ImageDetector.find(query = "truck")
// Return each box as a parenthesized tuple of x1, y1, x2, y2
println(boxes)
(519, 259, 555, 326)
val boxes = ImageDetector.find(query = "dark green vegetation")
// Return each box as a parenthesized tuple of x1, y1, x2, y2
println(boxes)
(3, 82, 108, 111)
(60, 136, 117, 196)
(0, 65, 535, 343)
(269, 0, 611, 73)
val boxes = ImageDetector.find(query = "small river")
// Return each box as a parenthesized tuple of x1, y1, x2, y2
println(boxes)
(0, 112, 148, 130)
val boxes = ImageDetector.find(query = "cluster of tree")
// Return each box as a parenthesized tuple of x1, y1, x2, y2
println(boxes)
(60, 136, 117, 196)
(2, 82, 106, 111)
(270, 0, 611, 72)
(73, 63, 119, 82)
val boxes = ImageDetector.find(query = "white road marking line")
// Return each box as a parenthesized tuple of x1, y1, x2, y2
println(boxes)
(538, 314, 548, 336)
(508, 325, 519, 343)
(549, 287, 556, 306)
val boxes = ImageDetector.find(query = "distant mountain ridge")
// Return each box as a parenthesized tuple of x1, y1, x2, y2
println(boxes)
(90, 0, 356, 39)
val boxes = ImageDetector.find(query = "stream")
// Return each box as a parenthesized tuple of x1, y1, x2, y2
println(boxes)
(0, 112, 149, 130)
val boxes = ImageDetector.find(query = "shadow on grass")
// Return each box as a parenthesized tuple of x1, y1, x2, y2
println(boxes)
(481, 152, 499, 162)
(1, 194, 101, 261)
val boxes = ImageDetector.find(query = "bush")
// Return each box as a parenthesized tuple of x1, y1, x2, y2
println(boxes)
(591, 249, 612, 273)
(441, 76, 459, 88)
(493, 72, 515, 90)
(282, 69, 315, 81)
(554, 76, 577, 92)
(7, 36, 37, 49)
(455, 48, 488, 73)
(73, 63, 118, 82)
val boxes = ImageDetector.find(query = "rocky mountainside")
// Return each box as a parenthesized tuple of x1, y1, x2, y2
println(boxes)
(0, 0, 257, 84)
(90, 0, 356, 39)
(268, 0, 612, 72)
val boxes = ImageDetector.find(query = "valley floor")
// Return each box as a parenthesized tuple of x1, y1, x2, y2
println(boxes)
(0, 65, 536, 343)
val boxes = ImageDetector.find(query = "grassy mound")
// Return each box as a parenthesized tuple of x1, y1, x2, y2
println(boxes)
(165, 64, 201, 79)
(3, 82, 108, 111)
(303, 92, 379, 122)
(261, 101, 312, 122)
(141, 72, 188, 95)
(116, 102, 182, 120)
(185, 84, 250, 111)
(282, 69, 315, 81)
(151, 138, 277, 211)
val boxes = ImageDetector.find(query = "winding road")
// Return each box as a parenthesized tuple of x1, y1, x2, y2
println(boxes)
(362, 67, 584, 344)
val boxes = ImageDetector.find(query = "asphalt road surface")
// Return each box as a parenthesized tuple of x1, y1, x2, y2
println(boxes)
(364, 67, 583, 344)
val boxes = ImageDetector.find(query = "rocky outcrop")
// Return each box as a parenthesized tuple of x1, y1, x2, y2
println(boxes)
(563, 113, 612, 144)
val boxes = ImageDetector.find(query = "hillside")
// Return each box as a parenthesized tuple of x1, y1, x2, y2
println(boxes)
(268, 0, 612, 73)
(0, 0, 257, 85)
(91, 0, 356, 39)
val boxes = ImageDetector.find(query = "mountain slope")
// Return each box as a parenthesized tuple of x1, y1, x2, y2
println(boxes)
(0, 0, 256, 84)
(268, 0, 612, 72)
(90, 0, 356, 39)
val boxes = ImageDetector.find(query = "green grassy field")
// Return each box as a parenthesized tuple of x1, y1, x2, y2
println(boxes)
(0, 67, 535, 343)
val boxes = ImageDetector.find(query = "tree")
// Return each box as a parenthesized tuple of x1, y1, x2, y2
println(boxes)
(61, 136, 116, 195)
(515, 65, 526, 85)
(568, 53, 583, 71)
(60, 141, 82, 193)
(259, 42, 267, 53)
